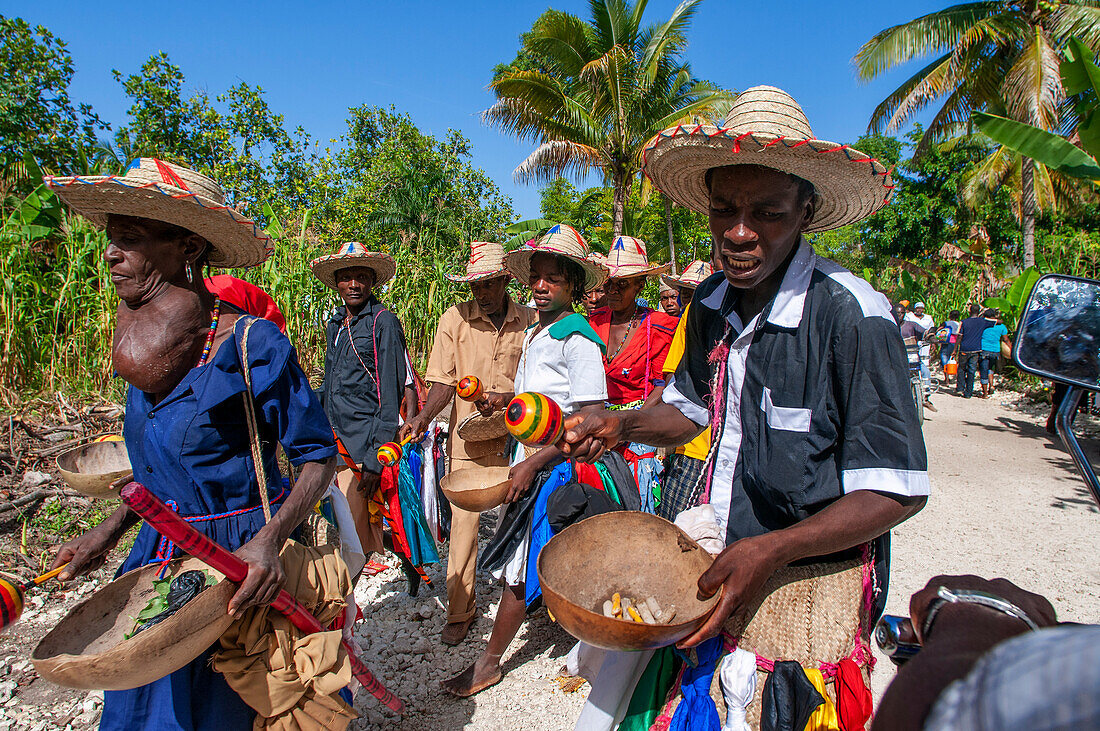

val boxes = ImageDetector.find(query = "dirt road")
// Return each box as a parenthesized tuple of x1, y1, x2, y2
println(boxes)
(869, 388, 1100, 700)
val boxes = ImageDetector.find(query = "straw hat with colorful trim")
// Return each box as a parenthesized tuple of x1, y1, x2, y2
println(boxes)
(310, 242, 397, 291)
(504, 224, 608, 292)
(661, 260, 714, 291)
(43, 158, 272, 268)
(600, 236, 671, 280)
(641, 86, 894, 232)
(446, 241, 508, 283)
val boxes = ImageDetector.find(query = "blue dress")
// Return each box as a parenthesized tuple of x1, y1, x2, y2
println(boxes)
(101, 316, 337, 731)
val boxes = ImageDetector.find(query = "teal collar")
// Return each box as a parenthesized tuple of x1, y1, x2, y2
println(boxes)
(545, 312, 606, 353)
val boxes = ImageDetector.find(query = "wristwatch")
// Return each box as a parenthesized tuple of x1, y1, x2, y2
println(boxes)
(920, 586, 1041, 642)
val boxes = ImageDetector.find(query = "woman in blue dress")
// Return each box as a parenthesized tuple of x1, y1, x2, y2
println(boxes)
(46, 159, 338, 730)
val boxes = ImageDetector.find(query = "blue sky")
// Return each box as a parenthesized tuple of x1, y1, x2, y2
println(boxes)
(18, 0, 947, 219)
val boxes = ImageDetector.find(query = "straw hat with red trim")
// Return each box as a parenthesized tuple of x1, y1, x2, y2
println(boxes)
(600, 236, 671, 280)
(43, 158, 272, 268)
(310, 242, 397, 291)
(661, 260, 714, 291)
(446, 241, 508, 283)
(504, 224, 608, 292)
(641, 86, 894, 232)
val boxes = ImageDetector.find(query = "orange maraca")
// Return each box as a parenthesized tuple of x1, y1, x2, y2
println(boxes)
(456, 375, 483, 402)
(505, 392, 564, 447)
(377, 434, 414, 467)
(0, 564, 67, 630)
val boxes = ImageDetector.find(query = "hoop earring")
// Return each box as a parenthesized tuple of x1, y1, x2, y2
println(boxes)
(185, 263, 194, 285)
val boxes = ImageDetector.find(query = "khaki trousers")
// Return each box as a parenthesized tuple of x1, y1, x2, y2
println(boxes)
(446, 452, 508, 624)
(336, 466, 384, 558)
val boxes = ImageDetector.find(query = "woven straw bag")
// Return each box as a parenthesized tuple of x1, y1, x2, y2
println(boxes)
(719, 555, 872, 728)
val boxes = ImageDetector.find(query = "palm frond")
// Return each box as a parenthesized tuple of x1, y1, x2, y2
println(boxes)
(530, 11, 595, 79)
(960, 143, 1014, 207)
(1051, 2, 1100, 49)
(1002, 28, 1064, 128)
(866, 51, 955, 133)
(854, 1, 1004, 79)
(514, 140, 604, 183)
(639, 0, 701, 83)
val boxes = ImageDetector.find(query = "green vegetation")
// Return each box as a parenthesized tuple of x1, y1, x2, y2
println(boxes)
(487, 0, 730, 238)
(855, 0, 1100, 268)
(0, 16, 514, 394)
(5, 3, 1100, 401)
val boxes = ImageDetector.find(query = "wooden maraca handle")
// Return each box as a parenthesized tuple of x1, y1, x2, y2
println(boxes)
(27, 565, 67, 588)
(377, 434, 415, 466)
(456, 375, 483, 402)
(505, 392, 564, 447)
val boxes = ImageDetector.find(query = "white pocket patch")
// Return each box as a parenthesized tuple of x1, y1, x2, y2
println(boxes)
(760, 387, 812, 432)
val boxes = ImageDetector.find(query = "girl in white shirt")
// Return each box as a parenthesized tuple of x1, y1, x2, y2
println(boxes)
(442, 225, 608, 697)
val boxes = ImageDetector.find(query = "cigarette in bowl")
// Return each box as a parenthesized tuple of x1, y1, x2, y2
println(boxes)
(660, 606, 677, 624)
(645, 596, 662, 619)
(602, 600, 614, 618)
(637, 602, 656, 624)
(611, 592, 621, 618)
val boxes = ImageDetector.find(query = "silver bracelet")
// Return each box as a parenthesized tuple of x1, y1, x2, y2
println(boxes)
(921, 586, 1041, 642)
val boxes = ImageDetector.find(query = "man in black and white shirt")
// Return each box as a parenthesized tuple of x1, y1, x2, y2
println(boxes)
(563, 86, 929, 646)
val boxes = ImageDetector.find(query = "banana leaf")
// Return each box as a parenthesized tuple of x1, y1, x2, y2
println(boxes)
(1062, 38, 1100, 159)
(973, 112, 1100, 180)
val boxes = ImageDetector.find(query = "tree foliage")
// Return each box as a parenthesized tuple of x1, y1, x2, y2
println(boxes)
(0, 16, 106, 193)
(854, 1, 1100, 267)
(538, 176, 711, 264)
(110, 53, 316, 218)
(486, 0, 730, 236)
(812, 128, 1019, 268)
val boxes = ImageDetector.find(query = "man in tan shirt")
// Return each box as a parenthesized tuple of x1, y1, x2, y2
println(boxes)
(400, 241, 534, 644)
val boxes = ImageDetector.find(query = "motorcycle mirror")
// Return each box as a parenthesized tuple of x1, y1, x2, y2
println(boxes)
(1013, 274, 1100, 392)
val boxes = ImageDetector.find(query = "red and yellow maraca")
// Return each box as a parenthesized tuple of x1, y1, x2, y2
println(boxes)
(456, 375, 483, 402)
(0, 564, 67, 630)
(377, 434, 415, 467)
(505, 392, 564, 447)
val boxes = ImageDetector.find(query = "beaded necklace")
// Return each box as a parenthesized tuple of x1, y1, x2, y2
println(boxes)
(605, 305, 640, 362)
(196, 298, 221, 367)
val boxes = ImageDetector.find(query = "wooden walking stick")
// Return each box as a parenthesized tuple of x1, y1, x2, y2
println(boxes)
(118, 482, 405, 714)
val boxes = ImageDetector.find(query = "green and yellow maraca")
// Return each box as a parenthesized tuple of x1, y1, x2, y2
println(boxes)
(505, 392, 565, 447)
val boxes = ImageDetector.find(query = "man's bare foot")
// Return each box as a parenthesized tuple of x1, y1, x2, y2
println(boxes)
(440, 656, 503, 698)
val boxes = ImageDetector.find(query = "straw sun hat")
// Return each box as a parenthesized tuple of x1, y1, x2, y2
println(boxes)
(600, 236, 670, 279)
(504, 224, 608, 292)
(310, 241, 397, 291)
(44, 158, 273, 268)
(641, 86, 894, 232)
(661, 260, 714, 291)
(446, 241, 508, 283)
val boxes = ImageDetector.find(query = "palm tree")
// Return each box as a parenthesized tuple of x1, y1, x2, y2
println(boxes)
(957, 130, 1097, 219)
(486, 0, 731, 238)
(854, 1, 1100, 267)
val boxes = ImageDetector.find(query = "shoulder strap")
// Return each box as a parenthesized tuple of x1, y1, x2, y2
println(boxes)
(237, 317, 272, 523)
